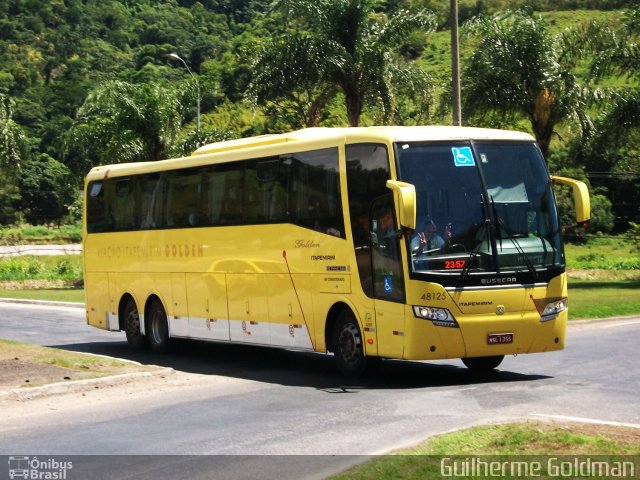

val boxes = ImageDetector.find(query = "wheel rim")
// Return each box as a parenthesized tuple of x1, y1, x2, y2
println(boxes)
(150, 309, 165, 345)
(125, 305, 140, 338)
(338, 322, 362, 367)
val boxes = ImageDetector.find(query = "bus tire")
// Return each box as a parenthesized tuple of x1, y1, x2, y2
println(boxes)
(461, 355, 504, 371)
(123, 297, 146, 349)
(147, 298, 170, 353)
(332, 310, 369, 377)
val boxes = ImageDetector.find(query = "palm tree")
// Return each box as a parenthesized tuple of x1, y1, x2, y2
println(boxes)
(584, 3, 640, 140)
(250, 34, 341, 127)
(572, 4, 640, 231)
(66, 80, 183, 170)
(0, 94, 28, 169)
(0, 94, 28, 224)
(249, 0, 436, 127)
(587, 4, 640, 82)
(462, 10, 590, 159)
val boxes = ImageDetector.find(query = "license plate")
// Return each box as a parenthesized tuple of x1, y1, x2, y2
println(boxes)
(488, 333, 513, 345)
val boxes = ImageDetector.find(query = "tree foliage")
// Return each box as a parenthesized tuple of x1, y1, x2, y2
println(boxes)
(0, 94, 28, 170)
(66, 80, 183, 170)
(250, 0, 437, 127)
(571, 3, 640, 231)
(0, 93, 28, 225)
(18, 154, 76, 225)
(461, 9, 591, 159)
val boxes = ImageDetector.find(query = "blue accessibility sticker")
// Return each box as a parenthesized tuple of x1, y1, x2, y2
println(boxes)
(452, 146, 475, 167)
(384, 276, 393, 293)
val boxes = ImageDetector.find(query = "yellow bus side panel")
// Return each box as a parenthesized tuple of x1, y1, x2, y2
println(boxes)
(227, 273, 269, 344)
(266, 274, 314, 349)
(186, 273, 230, 341)
(85, 272, 110, 330)
(170, 273, 189, 337)
(374, 301, 405, 359)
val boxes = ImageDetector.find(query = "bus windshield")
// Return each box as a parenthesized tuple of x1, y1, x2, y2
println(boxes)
(396, 141, 563, 285)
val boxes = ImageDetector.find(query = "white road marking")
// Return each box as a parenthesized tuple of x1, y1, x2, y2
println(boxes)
(530, 413, 640, 429)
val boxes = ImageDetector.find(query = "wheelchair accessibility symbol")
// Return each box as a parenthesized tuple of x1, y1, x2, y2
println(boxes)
(384, 276, 393, 293)
(452, 147, 475, 167)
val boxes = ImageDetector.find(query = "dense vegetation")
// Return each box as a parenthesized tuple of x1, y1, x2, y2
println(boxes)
(0, 0, 638, 234)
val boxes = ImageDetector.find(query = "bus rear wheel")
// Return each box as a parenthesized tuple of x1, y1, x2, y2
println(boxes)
(147, 299, 169, 353)
(332, 310, 371, 377)
(123, 297, 145, 349)
(461, 355, 504, 371)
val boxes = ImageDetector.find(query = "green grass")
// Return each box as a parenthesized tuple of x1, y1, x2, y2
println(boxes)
(565, 236, 640, 272)
(0, 288, 84, 303)
(0, 255, 83, 282)
(331, 422, 640, 480)
(567, 279, 640, 319)
(0, 224, 82, 245)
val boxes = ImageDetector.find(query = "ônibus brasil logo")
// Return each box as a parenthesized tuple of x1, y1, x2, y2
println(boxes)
(8, 456, 73, 480)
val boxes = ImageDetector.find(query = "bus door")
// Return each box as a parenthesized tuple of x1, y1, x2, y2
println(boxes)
(369, 195, 406, 358)
(346, 143, 405, 359)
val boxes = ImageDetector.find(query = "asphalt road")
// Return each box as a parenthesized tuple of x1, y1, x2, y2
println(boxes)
(0, 302, 639, 479)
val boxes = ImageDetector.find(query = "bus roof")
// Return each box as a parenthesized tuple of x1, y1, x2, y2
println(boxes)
(192, 126, 534, 156)
(86, 126, 535, 181)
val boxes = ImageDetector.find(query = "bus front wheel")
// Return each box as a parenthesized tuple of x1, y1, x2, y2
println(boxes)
(147, 299, 169, 353)
(123, 297, 145, 349)
(332, 310, 371, 377)
(461, 355, 504, 371)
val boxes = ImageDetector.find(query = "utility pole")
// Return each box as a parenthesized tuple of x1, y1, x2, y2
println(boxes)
(451, 0, 462, 126)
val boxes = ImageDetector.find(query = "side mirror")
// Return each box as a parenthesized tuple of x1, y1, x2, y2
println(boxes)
(551, 175, 591, 227)
(386, 180, 416, 232)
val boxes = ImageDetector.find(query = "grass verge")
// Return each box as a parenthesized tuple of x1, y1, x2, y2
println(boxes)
(567, 278, 640, 319)
(0, 338, 156, 388)
(0, 255, 83, 282)
(0, 287, 84, 303)
(331, 421, 640, 480)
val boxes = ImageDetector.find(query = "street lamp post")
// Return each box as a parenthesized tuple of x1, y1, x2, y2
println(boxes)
(169, 52, 200, 135)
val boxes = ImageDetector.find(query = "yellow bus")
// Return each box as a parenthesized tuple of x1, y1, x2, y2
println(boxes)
(83, 126, 590, 376)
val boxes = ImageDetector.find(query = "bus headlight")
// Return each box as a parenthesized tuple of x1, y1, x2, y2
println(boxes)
(413, 306, 458, 328)
(540, 298, 567, 322)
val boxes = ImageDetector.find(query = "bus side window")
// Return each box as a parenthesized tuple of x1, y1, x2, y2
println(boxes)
(87, 181, 110, 233)
(165, 169, 204, 228)
(112, 178, 135, 231)
(288, 148, 344, 237)
(137, 174, 164, 229)
(218, 166, 243, 225)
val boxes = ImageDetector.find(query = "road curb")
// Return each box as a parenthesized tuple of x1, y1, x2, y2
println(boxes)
(0, 244, 82, 257)
(0, 367, 175, 402)
(569, 314, 640, 325)
(0, 298, 85, 308)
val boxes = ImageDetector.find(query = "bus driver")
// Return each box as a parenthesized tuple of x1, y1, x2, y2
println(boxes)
(411, 219, 451, 255)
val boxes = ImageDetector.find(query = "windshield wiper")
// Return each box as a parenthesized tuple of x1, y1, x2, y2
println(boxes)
(459, 218, 491, 282)
(490, 196, 538, 280)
